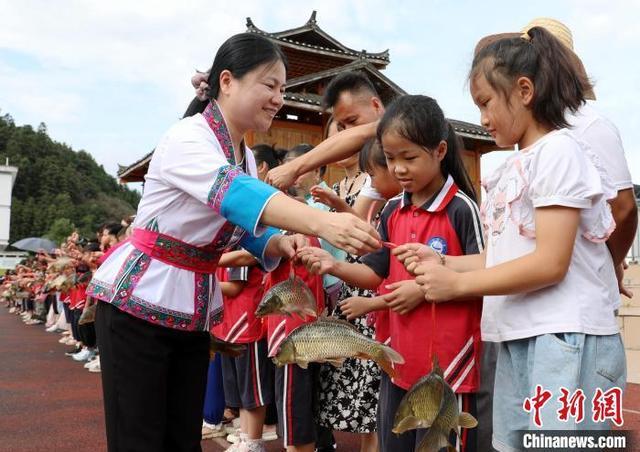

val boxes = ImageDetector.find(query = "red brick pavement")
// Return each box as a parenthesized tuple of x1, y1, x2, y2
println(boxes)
(1, 307, 637, 451)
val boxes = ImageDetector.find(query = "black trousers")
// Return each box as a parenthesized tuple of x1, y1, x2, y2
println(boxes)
(96, 302, 210, 452)
(78, 317, 97, 348)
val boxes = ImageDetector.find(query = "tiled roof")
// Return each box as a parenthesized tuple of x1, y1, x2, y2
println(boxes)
(246, 12, 389, 64)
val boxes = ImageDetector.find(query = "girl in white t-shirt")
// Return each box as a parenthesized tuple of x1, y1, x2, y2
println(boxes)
(393, 26, 626, 450)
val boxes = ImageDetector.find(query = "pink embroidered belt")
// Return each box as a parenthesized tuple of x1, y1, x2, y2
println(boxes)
(130, 228, 221, 273)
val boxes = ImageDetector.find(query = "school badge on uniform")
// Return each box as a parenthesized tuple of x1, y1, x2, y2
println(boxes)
(427, 236, 448, 255)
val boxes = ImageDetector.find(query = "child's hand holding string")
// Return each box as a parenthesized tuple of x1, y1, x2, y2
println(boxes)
(413, 263, 462, 302)
(383, 280, 425, 315)
(297, 247, 336, 275)
(392, 243, 440, 274)
(310, 185, 352, 213)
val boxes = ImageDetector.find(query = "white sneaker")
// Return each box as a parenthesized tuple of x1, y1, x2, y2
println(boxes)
(201, 421, 226, 439)
(72, 348, 91, 361)
(262, 425, 278, 441)
(87, 359, 100, 372)
(46, 324, 59, 333)
(84, 356, 99, 369)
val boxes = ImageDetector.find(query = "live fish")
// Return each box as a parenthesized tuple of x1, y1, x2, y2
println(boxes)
(254, 272, 317, 320)
(393, 356, 478, 451)
(272, 317, 404, 377)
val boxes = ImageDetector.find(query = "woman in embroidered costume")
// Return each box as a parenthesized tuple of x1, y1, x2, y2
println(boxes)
(88, 33, 380, 452)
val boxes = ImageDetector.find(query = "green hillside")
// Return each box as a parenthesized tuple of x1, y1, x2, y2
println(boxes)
(0, 112, 140, 245)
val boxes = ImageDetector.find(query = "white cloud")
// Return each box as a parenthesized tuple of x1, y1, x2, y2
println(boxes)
(0, 1, 637, 184)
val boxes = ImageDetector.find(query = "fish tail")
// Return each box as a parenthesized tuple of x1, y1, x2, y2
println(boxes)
(373, 344, 404, 378)
(380, 343, 405, 364)
(416, 428, 454, 452)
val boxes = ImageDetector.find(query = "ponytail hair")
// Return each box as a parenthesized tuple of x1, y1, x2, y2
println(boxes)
(183, 33, 287, 118)
(470, 26, 591, 129)
(443, 123, 477, 202)
(377, 95, 477, 201)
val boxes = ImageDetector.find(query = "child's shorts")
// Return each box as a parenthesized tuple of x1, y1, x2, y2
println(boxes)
(275, 362, 319, 447)
(492, 333, 626, 452)
(221, 339, 274, 410)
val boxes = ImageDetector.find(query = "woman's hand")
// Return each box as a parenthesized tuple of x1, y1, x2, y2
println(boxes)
(413, 263, 462, 302)
(317, 212, 381, 256)
(297, 246, 336, 275)
(341, 296, 374, 320)
(273, 234, 309, 260)
(382, 280, 425, 315)
(392, 243, 440, 274)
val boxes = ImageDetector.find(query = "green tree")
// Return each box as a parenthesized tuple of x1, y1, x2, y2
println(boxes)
(45, 218, 76, 245)
(0, 112, 141, 244)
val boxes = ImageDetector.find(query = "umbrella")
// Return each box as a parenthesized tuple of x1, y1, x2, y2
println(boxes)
(11, 237, 58, 253)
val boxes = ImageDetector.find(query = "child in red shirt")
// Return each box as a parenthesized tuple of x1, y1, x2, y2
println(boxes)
(300, 95, 483, 452)
(265, 237, 325, 452)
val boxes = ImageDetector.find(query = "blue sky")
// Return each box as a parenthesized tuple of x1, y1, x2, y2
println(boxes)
(1, 0, 638, 186)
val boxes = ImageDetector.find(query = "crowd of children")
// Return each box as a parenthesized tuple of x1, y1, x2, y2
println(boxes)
(1, 221, 132, 374)
(3, 16, 636, 452)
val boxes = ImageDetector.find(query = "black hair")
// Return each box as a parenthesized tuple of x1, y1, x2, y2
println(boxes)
(322, 71, 379, 110)
(359, 138, 386, 174)
(287, 143, 314, 157)
(83, 241, 101, 253)
(104, 223, 123, 237)
(377, 95, 477, 202)
(470, 26, 590, 129)
(183, 33, 288, 118)
(286, 144, 326, 178)
(251, 144, 286, 170)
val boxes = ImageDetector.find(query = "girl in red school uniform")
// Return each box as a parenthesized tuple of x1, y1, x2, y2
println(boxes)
(300, 95, 483, 452)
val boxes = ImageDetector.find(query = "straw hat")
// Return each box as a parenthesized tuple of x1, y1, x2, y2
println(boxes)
(522, 18, 573, 50)
(474, 18, 595, 100)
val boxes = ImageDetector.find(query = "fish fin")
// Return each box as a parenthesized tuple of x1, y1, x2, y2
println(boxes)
(392, 416, 431, 434)
(458, 411, 478, 429)
(373, 344, 404, 377)
(380, 343, 405, 364)
(376, 356, 397, 378)
(325, 358, 346, 368)
(294, 311, 307, 321)
(296, 361, 309, 369)
(302, 307, 318, 318)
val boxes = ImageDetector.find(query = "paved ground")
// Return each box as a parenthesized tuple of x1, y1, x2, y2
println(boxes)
(1, 307, 638, 451)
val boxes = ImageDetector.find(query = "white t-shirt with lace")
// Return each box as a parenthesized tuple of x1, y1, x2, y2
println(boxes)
(480, 129, 619, 342)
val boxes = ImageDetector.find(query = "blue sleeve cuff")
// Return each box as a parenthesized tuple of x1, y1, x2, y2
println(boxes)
(219, 175, 279, 236)
(239, 227, 281, 272)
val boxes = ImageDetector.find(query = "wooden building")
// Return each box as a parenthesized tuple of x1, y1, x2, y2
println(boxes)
(118, 11, 500, 192)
